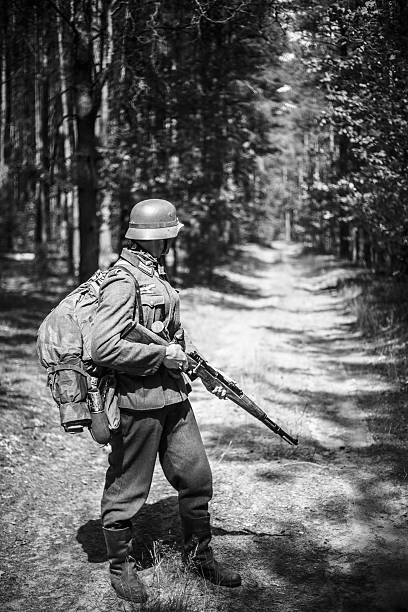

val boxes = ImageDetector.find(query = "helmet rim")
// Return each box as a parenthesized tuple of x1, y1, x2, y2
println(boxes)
(125, 221, 183, 241)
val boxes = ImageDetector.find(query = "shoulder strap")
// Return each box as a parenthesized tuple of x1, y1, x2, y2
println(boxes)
(113, 264, 144, 325)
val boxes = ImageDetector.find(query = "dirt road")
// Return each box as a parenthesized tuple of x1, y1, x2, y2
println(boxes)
(1, 243, 407, 612)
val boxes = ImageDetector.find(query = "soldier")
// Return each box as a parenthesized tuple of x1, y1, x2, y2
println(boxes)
(91, 199, 241, 604)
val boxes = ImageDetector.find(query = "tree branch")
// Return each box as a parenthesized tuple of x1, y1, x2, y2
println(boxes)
(45, 0, 77, 35)
(192, 0, 250, 24)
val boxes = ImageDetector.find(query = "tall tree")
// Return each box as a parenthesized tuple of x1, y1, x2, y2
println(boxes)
(72, 0, 112, 280)
(1, 0, 294, 280)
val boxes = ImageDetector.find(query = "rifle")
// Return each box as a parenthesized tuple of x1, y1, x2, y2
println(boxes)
(122, 321, 298, 446)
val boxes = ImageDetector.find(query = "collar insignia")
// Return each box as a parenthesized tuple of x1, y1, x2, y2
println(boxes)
(138, 260, 154, 276)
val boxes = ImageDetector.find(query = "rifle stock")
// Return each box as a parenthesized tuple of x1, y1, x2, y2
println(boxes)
(122, 321, 298, 446)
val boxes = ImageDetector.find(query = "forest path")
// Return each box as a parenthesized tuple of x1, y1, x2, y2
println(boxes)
(0, 242, 407, 612)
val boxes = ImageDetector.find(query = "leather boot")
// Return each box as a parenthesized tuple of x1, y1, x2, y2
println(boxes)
(103, 526, 148, 603)
(182, 517, 242, 588)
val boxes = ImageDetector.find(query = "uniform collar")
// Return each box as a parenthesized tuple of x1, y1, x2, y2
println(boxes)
(121, 247, 158, 268)
(120, 247, 165, 278)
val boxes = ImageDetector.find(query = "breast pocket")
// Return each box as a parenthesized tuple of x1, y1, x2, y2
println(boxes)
(141, 294, 165, 328)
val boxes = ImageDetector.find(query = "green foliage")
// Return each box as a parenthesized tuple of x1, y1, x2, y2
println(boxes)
(105, 0, 284, 277)
(0, 0, 286, 279)
(5, 0, 407, 278)
(284, 0, 408, 271)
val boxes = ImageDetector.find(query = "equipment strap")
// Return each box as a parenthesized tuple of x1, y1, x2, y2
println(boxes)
(47, 364, 87, 376)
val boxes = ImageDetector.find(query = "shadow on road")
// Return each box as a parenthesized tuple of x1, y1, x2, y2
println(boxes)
(1, 244, 408, 612)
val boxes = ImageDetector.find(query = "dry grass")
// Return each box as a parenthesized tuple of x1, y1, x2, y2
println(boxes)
(347, 277, 408, 334)
(345, 277, 408, 389)
(125, 543, 217, 612)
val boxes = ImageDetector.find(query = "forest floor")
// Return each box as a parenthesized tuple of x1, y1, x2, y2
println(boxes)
(1, 242, 408, 612)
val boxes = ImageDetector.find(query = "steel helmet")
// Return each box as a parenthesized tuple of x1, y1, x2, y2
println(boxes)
(125, 199, 183, 240)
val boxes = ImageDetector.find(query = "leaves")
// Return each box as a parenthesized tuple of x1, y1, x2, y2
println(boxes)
(282, 0, 408, 270)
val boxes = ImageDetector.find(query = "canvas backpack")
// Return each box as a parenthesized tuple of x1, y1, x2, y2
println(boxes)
(36, 265, 141, 434)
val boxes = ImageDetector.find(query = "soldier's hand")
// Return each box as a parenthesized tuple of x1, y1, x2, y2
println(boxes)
(212, 385, 227, 400)
(163, 344, 189, 371)
(202, 378, 228, 400)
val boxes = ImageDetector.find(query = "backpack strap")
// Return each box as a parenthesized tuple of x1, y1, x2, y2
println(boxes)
(47, 364, 87, 376)
(112, 264, 144, 325)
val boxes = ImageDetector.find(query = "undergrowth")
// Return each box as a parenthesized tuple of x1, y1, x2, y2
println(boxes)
(344, 276, 408, 389)
(121, 542, 216, 612)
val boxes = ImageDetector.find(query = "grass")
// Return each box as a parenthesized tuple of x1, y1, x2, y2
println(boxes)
(120, 542, 216, 612)
(344, 276, 408, 389)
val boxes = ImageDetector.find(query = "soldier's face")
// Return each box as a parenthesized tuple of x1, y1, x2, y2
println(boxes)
(137, 239, 165, 258)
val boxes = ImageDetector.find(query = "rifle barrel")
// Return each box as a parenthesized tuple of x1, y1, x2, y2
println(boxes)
(260, 414, 299, 446)
(227, 391, 298, 446)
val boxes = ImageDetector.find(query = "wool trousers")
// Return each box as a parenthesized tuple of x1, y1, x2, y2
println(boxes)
(101, 400, 213, 529)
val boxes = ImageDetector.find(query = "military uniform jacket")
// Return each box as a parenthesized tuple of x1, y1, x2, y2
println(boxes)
(91, 248, 189, 411)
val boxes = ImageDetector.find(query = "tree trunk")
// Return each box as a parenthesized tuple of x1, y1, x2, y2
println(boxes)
(58, 2, 79, 275)
(0, 3, 13, 252)
(339, 220, 350, 259)
(363, 229, 372, 268)
(34, 22, 51, 272)
(97, 1, 113, 269)
(0, 31, 5, 171)
(74, 24, 99, 281)
(285, 209, 292, 242)
(41, 51, 50, 242)
(352, 226, 359, 263)
(0, 27, 7, 252)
